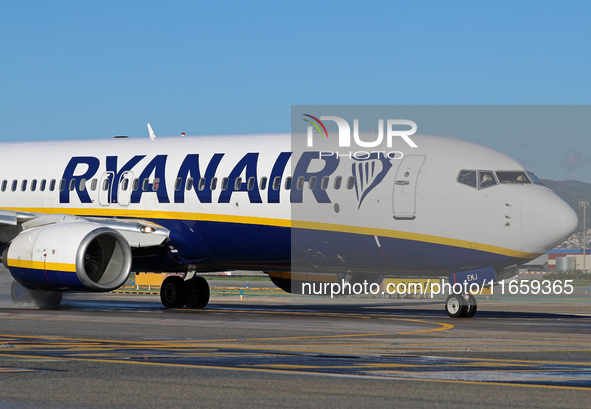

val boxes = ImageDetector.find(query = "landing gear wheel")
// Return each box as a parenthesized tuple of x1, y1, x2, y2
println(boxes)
(464, 294, 477, 318)
(184, 276, 210, 309)
(445, 294, 467, 318)
(11, 281, 63, 309)
(160, 276, 188, 308)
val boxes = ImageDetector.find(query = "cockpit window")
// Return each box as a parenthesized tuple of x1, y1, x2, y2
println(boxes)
(526, 171, 544, 185)
(457, 170, 477, 188)
(496, 171, 531, 184)
(478, 170, 498, 189)
(458, 169, 537, 189)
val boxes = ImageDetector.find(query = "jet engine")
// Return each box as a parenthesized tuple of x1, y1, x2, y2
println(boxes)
(3, 222, 132, 292)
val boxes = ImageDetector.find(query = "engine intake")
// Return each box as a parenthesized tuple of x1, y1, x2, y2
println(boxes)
(4, 222, 132, 292)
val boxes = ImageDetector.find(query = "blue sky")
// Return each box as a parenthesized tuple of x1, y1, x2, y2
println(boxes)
(1, 1, 590, 181)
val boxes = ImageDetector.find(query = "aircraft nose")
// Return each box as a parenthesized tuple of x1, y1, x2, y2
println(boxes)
(521, 187, 578, 253)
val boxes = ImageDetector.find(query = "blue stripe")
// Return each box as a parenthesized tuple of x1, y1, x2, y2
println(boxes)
(153, 219, 521, 274)
(9, 267, 83, 291)
(9, 217, 524, 292)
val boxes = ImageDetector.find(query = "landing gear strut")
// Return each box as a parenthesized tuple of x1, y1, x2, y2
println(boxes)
(445, 293, 477, 318)
(160, 274, 210, 309)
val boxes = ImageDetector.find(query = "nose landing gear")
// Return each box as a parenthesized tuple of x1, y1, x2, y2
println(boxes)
(445, 293, 477, 318)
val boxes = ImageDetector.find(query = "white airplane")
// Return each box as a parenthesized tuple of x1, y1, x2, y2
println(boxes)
(0, 125, 577, 318)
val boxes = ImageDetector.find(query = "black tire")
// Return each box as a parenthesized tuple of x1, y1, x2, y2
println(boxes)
(11, 281, 62, 309)
(160, 275, 188, 308)
(184, 276, 210, 309)
(464, 294, 477, 318)
(445, 294, 467, 318)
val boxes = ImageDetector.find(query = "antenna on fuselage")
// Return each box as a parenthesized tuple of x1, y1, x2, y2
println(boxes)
(147, 123, 156, 140)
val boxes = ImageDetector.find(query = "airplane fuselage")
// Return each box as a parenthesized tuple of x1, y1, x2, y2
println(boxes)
(0, 133, 576, 278)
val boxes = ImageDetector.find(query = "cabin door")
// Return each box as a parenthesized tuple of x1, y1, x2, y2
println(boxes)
(392, 155, 425, 220)
(117, 171, 134, 206)
(98, 172, 114, 206)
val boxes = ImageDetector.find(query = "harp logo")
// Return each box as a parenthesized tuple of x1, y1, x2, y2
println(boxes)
(351, 152, 393, 209)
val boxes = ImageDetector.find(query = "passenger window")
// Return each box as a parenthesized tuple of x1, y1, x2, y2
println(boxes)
(103, 178, 111, 191)
(1, 180, 7, 192)
(121, 178, 129, 191)
(153, 178, 160, 191)
(79, 179, 86, 192)
(68, 179, 75, 191)
(31, 179, 37, 192)
(221, 177, 229, 191)
(496, 171, 531, 184)
(142, 178, 149, 191)
(247, 177, 255, 191)
(40, 179, 47, 191)
(309, 176, 317, 190)
(334, 176, 342, 190)
(457, 170, 477, 188)
(284, 177, 292, 190)
(21, 180, 28, 192)
(49, 179, 56, 191)
(59, 179, 66, 192)
(260, 177, 267, 191)
(11, 180, 17, 192)
(210, 177, 217, 190)
(198, 178, 206, 191)
(296, 176, 305, 190)
(321, 176, 329, 190)
(234, 177, 242, 190)
(132, 178, 139, 191)
(346, 176, 355, 189)
(174, 177, 182, 191)
(187, 177, 194, 190)
(272, 176, 281, 190)
(478, 171, 498, 189)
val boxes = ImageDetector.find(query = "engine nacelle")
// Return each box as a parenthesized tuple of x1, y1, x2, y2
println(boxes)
(4, 222, 132, 292)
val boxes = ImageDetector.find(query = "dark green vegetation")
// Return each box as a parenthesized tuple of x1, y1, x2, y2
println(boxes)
(537, 271, 591, 286)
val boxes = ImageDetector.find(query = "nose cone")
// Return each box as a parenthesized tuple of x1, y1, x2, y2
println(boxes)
(521, 188, 578, 253)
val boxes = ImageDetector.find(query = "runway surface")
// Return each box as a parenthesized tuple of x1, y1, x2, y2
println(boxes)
(0, 278, 591, 407)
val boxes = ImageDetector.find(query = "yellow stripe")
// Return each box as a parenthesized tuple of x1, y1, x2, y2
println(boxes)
(6, 206, 537, 259)
(9, 206, 292, 228)
(7, 258, 76, 272)
(1, 353, 589, 391)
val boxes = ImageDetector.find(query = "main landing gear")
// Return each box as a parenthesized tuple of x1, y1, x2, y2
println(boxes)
(160, 273, 210, 309)
(445, 294, 477, 318)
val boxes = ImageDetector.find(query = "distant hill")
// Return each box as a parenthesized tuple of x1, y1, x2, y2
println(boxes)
(541, 179, 591, 231)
